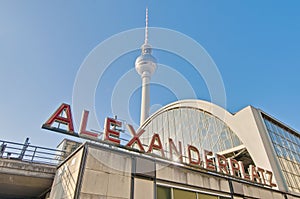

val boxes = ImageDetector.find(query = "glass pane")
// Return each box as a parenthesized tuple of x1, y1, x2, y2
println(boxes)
(157, 186, 171, 199)
(141, 107, 243, 159)
(276, 135, 283, 145)
(274, 145, 282, 156)
(264, 119, 271, 130)
(197, 193, 218, 199)
(270, 132, 276, 143)
(173, 188, 196, 199)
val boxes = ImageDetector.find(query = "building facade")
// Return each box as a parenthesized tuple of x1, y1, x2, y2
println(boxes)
(47, 99, 300, 199)
(48, 140, 299, 199)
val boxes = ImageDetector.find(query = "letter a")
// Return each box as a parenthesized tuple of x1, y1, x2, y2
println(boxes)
(147, 134, 165, 157)
(43, 103, 74, 132)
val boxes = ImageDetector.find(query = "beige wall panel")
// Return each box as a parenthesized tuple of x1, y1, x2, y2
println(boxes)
(156, 164, 173, 181)
(80, 147, 132, 198)
(232, 181, 244, 195)
(156, 164, 187, 184)
(79, 193, 129, 199)
(187, 172, 204, 187)
(209, 177, 220, 190)
(107, 173, 131, 198)
(287, 196, 300, 199)
(50, 147, 83, 199)
(79, 193, 106, 199)
(259, 189, 272, 198)
(80, 170, 109, 196)
(201, 175, 210, 189)
(219, 178, 230, 193)
(86, 147, 131, 177)
(134, 178, 153, 199)
(271, 191, 285, 199)
(135, 157, 155, 177)
(243, 185, 260, 198)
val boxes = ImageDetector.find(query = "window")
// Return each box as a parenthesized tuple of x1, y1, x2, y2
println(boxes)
(198, 193, 218, 199)
(173, 188, 196, 199)
(157, 186, 171, 199)
(263, 115, 300, 193)
(157, 186, 230, 199)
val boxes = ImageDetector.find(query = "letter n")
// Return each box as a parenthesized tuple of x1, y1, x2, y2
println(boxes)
(169, 138, 183, 163)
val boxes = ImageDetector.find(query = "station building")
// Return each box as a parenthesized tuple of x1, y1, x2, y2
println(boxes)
(47, 99, 300, 199)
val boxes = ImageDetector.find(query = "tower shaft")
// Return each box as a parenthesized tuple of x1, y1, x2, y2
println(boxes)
(140, 72, 151, 125)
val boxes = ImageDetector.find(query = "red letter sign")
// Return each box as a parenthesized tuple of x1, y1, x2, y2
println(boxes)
(188, 145, 200, 166)
(227, 158, 240, 177)
(249, 165, 261, 183)
(43, 103, 74, 133)
(79, 110, 98, 139)
(126, 124, 145, 152)
(265, 170, 277, 187)
(104, 117, 121, 145)
(202, 150, 216, 171)
(215, 153, 229, 174)
(239, 161, 250, 180)
(147, 134, 165, 157)
(169, 138, 183, 163)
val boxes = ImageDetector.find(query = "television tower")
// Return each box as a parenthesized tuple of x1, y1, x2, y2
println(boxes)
(135, 8, 157, 126)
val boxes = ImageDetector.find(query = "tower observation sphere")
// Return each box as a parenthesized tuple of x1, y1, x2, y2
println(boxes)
(135, 44, 157, 77)
(135, 8, 157, 126)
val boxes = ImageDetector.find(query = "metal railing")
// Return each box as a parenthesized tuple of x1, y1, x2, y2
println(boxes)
(0, 139, 66, 166)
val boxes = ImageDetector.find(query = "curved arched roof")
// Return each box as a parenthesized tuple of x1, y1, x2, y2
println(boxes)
(140, 100, 243, 155)
(139, 99, 276, 184)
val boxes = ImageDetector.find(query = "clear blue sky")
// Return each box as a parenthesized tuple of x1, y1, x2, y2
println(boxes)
(0, 1, 300, 148)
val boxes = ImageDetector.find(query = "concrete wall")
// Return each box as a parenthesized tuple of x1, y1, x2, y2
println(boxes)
(156, 162, 231, 197)
(48, 142, 300, 199)
(134, 178, 154, 199)
(79, 146, 132, 199)
(0, 158, 56, 198)
(49, 146, 84, 199)
(232, 181, 285, 199)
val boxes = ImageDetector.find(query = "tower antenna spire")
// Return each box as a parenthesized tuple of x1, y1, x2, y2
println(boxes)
(135, 7, 157, 126)
(145, 7, 149, 44)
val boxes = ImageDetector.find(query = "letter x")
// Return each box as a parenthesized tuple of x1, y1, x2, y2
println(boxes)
(126, 124, 145, 152)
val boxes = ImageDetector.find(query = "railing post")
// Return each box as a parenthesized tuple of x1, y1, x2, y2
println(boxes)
(18, 137, 30, 160)
(31, 147, 37, 162)
(0, 142, 6, 158)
